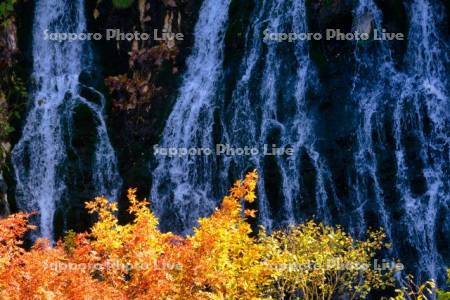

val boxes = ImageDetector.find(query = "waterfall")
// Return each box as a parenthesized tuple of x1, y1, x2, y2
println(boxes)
(150, 0, 231, 232)
(151, 0, 449, 281)
(351, 0, 449, 281)
(12, 0, 122, 240)
(351, 0, 396, 244)
(220, 0, 334, 230)
(151, 0, 335, 233)
(391, 0, 449, 281)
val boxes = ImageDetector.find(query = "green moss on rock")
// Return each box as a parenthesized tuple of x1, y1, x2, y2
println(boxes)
(112, 0, 134, 9)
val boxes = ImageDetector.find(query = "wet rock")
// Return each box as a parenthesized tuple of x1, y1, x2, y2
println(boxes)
(0, 173, 9, 217)
(307, 0, 354, 62)
(373, 0, 408, 62)
(305, 0, 358, 207)
(307, 0, 353, 30)
(87, 0, 200, 220)
(0, 18, 21, 218)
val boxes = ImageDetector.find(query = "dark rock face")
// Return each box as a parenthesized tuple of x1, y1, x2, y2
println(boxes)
(0, 18, 22, 218)
(86, 0, 200, 221)
(92, 0, 410, 228)
(373, 0, 408, 63)
(306, 0, 357, 204)
(0, 174, 9, 217)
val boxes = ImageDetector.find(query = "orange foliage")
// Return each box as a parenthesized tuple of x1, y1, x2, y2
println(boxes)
(0, 171, 397, 299)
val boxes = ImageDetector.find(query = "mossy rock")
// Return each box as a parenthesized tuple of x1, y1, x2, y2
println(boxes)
(112, 0, 134, 9)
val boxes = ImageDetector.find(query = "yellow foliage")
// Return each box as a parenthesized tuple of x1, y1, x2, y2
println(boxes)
(0, 171, 414, 299)
(387, 275, 436, 300)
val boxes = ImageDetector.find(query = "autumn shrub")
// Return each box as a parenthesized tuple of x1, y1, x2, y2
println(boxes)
(261, 222, 394, 299)
(0, 171, 438, 299)
(438, 270, 450, 300)
(387, 275, 437, 300)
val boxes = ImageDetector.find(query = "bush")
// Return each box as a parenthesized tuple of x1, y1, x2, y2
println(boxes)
(0, 171, 435, 299)
(438, 270, 450, 300)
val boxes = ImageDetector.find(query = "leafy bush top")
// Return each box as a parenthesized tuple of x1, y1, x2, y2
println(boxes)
(0, 171, 444, 299)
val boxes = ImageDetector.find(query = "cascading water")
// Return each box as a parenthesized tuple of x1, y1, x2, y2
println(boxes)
(350, 0, 396, 245)
(12, 0, 122, 240)
(151, 0, 335, 233)
(350, 0, 449, 281)
(219, 0, 335, 230)
(152, 0, 449, 281)
(150, 0, 231, 233)
(391, 0, 449, 281)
